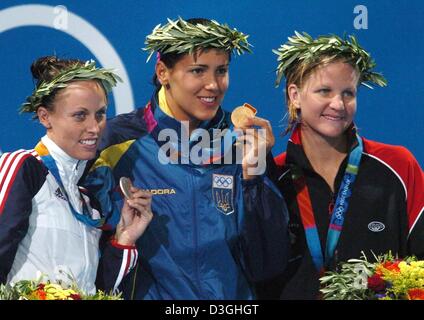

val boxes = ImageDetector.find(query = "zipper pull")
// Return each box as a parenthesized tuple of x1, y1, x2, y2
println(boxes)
(328, 193, 335, 215)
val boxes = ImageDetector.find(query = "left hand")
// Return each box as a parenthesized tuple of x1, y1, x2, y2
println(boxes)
(115, 185, 153, 246)
(235, 116, 275, 180)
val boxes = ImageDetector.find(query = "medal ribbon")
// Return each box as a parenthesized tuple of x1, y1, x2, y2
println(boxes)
(35, 142, 105, 228)
(292, 135, 363, 271)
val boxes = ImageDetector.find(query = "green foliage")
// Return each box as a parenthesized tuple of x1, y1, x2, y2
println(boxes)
(320, 253, 376, 300)
(319, 251, 423, 300)
(144, 17, 252, 62)
(273, 31, 387, 88)
(20, 60, 122, 114)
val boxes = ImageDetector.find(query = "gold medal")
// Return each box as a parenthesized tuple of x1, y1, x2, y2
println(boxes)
(231, 103, 257, 127)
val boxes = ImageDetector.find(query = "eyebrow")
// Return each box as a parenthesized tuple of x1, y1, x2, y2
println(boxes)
(188, 63, 229, 67)
(71, 105, 107, 112)
(317, 83, 356, 90)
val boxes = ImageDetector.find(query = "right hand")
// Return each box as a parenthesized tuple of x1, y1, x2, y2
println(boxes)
(235, 116, 275, 179)
(115, 186, 153, 246)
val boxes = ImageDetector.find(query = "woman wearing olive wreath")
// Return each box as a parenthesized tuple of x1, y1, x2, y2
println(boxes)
(256, 32, 424, 299)
(0, 56, 153, 295)
(85, 17, 290, 300)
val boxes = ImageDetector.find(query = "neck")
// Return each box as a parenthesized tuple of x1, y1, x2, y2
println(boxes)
(300, 126, 348, 190)
(160, 87, 200, 136)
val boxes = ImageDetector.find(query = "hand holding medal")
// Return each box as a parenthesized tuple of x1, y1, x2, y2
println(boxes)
(120, 177, 133, 200)
(116, 177, 153, 245)
(231, 103, 275, 179)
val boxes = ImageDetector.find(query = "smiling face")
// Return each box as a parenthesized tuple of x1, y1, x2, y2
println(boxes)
(156, 49, 230, 127)
(288, 60, 360, 144)
(37, 80, 107, 160)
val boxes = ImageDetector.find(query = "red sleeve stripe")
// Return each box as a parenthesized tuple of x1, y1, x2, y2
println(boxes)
(0, 150, 29, 190)
(0, 149, 24, 171)
(113, 249, 128, 292)
(30, 149, 41, 161)
(112, 248, 138, 292)
(0, 150, 33, 214)
(363, 152, 407, 201)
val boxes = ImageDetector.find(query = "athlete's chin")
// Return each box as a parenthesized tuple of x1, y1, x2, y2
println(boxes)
(195, 109, 219, 121)
(69, 149, 97, 161)
(318, 122, 352, 137)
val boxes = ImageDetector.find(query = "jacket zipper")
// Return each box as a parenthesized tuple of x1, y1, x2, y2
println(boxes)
(190, 173, 203, 298)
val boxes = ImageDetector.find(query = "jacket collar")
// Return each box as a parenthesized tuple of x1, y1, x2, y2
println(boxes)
(40, 135, 87, 190)
(142, 89, 234, 165)
(144, 89, 229, 136)
(286, 123, 358, 171)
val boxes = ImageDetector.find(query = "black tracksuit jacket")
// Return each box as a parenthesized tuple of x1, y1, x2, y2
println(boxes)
(256, 126, 424, 300)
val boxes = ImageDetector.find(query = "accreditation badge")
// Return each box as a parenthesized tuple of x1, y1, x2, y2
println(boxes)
(212, 174, 234, 215)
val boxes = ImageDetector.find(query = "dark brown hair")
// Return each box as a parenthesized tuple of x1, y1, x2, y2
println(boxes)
(31, 56, 103, 114)
(31, 56, 87, 112)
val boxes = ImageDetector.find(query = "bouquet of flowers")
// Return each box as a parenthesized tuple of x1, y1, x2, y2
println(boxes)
(0, 272, 122, 300)
(319, 252, 424, 300)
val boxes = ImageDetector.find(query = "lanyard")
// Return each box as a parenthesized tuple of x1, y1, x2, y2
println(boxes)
(291, 135, 363, 272)
(36, 145, 105, 228)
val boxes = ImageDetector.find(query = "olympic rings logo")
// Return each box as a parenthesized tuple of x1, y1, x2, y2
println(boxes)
(0, 4, 134, 115)
(214, 176, 233, 188)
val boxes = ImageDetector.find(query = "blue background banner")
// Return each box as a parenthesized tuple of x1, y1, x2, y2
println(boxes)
(1, 0, 423, 165)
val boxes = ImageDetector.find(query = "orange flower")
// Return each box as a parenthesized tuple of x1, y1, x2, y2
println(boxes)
(28, 288, 47, 300)
(408, 289, 424, 300)
(35, 289, 47, 300)
(376, 261, 401, 274)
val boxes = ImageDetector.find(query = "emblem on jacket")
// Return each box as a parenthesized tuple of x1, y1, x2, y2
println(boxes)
(54, 187, 67, 201)
(368, 221, 385, 232)
(212, 174, 234, 215)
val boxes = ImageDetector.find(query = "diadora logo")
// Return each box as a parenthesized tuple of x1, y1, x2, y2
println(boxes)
(54, 187, 67, 201)
(147, 189, 176, 195)
(368, 221, 385, 232)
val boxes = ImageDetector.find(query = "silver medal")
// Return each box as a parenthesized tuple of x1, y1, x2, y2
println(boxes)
(119, 177, 133, 199)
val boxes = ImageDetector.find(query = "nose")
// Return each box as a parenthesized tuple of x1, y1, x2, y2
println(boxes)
(204, 73, 219, 91)
(329, 94, 345, 110)
(87, 115, 101, 135)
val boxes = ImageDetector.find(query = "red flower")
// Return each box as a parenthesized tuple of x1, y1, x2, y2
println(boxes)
(376, 260, 401, 275)
(70, 293, 82, 300)
(382, 261, 401, 272)
(35, 289, 47, 300)
(367, 274, 386, 292)
(37, 283, 45, 290)
(408, 289, 424, 300)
